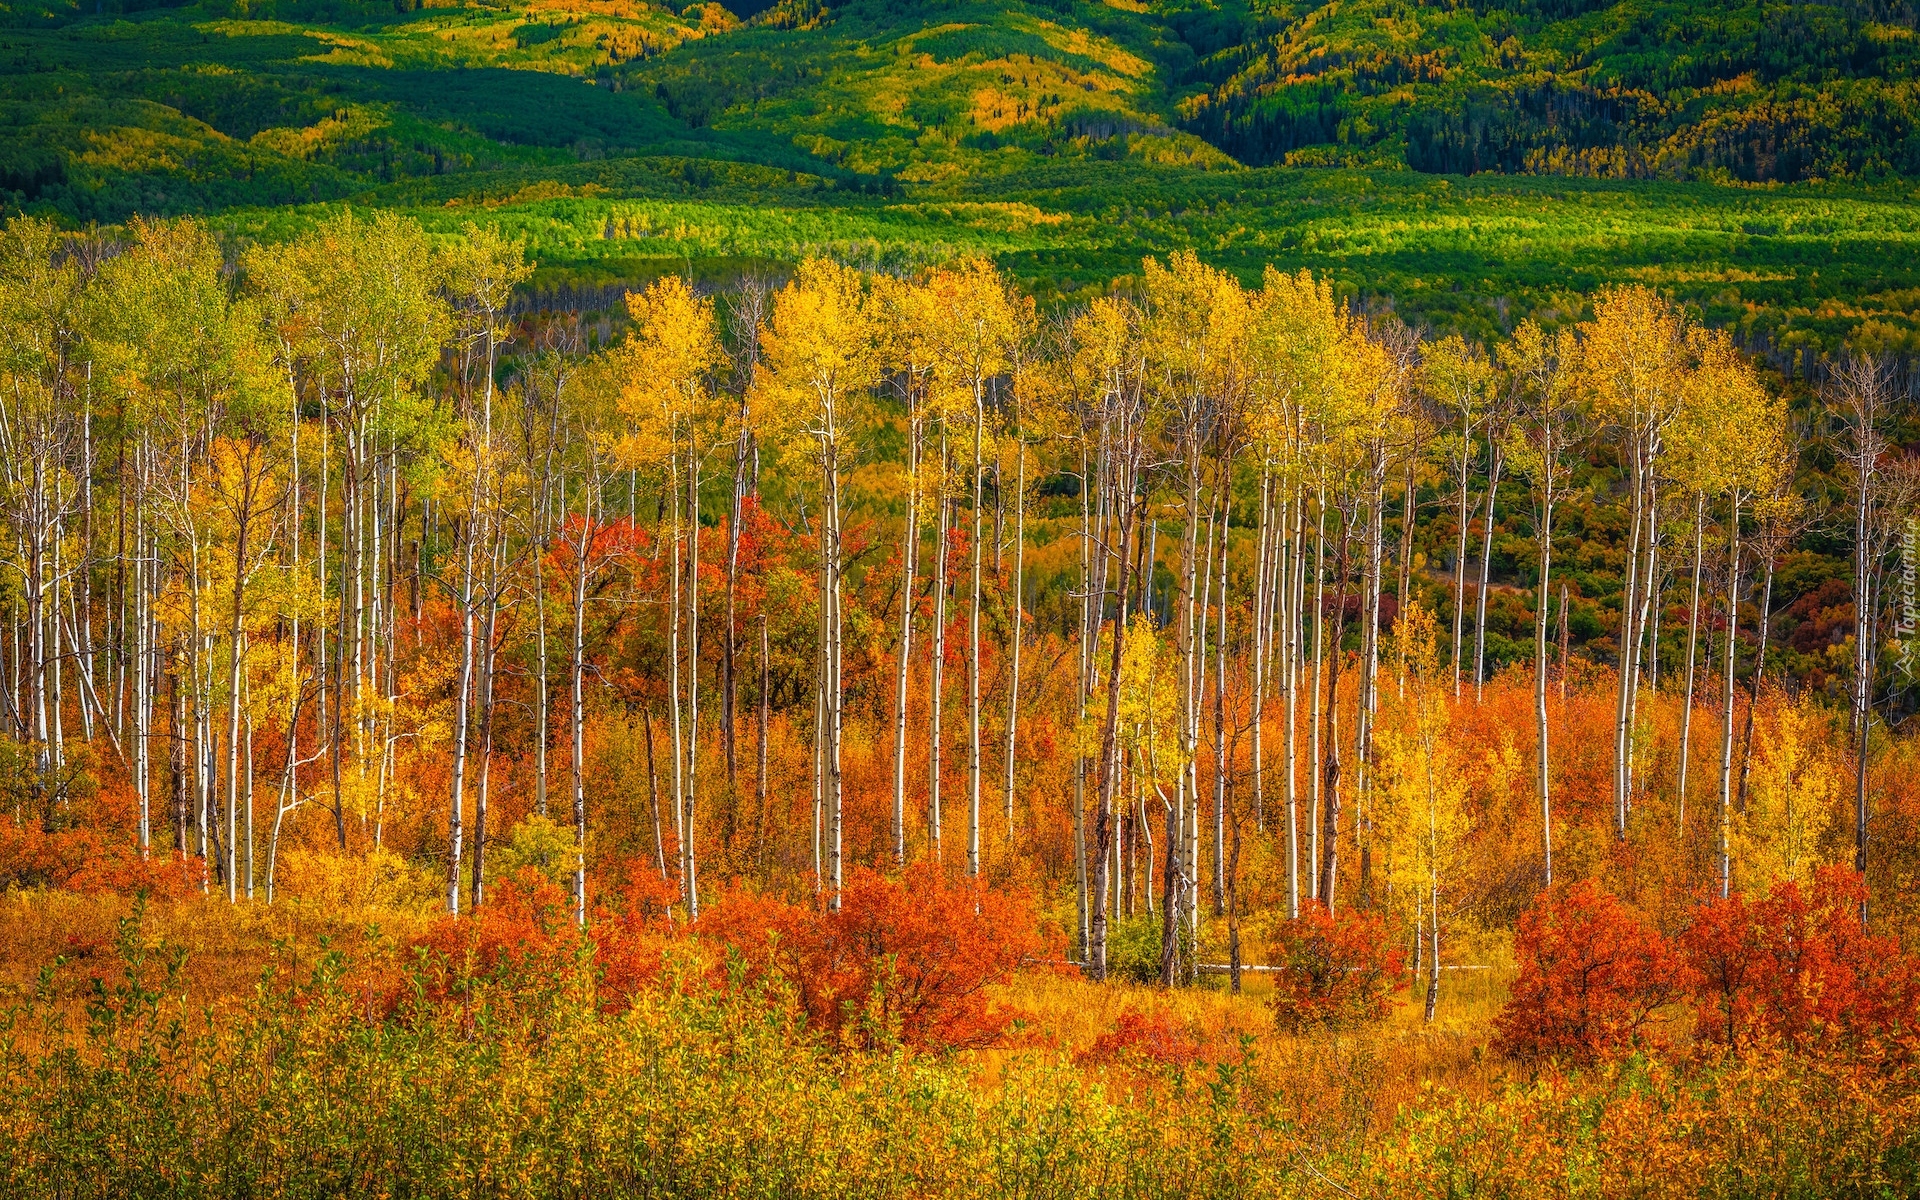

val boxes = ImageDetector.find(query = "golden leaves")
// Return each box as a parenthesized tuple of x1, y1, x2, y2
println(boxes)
(754, 256, 881, 448)
(616, 275, 724, 468)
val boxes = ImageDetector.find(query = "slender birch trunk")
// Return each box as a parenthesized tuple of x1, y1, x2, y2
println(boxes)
(967, 384, 984, 877)
(1473, 445, 1505, 700)
(1004, 442, 1025, 841)
(1717, 493, 1743, 899)
(929, 430, 948, 862)
(892, 406, 919, 867)
(1678, 495, 1705, 831)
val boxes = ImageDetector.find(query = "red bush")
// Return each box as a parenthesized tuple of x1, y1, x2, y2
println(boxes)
(1493, 881, 1691, 1064)
(589, 865, 682, 1007)
(1269, 903, 1405, 1031)
(1079, 1009, 1206, 1070)
(1683, 866, 1920, 1050)
(0, 779, 197, 900)
(699, 866, 1038, 1052)
(400, 868, 588, 1013)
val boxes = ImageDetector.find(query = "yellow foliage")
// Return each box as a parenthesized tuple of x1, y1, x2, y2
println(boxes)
(277, 845, 439, 913)
(1733, 694, 1839, 890)
(616, 274, 725, 468)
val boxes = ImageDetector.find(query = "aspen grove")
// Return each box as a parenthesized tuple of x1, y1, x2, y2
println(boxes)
(3, 211, 1920, 1197)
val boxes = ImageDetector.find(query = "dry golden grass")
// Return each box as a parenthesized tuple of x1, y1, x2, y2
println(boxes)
(986, 955, 1515, 1135)
(0, 888, 431, 1047)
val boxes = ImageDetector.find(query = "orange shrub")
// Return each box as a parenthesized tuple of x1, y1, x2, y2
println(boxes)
(590, 863, 682, 1007)
(1078, 1009, 1207, 1070)
(1493, 880, 1691, 1064)
(1269, 903, 1405, 1031)
(0, 779, 197, 900)
(699, 866, 1038, 1051)
(1683, 866, 1920, 1051)
(399, 868, 588, 1015)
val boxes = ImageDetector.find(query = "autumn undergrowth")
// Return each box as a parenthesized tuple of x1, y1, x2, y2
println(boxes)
(3, 887, 1918, 1199)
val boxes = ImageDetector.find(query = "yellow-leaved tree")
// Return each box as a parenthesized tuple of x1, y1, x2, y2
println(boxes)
(1247, 267, 1352, 918)
(869, 273, 938, 867)
(1500, 317, 1581, 888)
(1423, 334, 1496, 699)
(1682, 325, 1790, 899)
(924, 258, 1032, 879)
(619, 275, 726, 918)
(1732, 693, 1838, 891)
(755, 258, 881, 908)
(1378, 603, 1471, 1023)
(1579, 285, 1690, 840)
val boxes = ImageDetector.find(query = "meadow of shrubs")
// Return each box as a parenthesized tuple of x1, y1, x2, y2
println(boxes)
(2, 839, 1918, 1198)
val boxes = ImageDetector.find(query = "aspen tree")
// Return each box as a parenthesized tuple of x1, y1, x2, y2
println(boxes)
(444, 225, 532, 911)
(252, 212, 446, 860)
(556, 352, 625, 926)
(1063, 296, 1147, 981)
(1423, 335, 1493, 698)
(1579, 286, 1689, 839)
(1665, 391, 1720, 834)
(873, 275, 937, 867)
(925, 259, 1031, 878)
(513, 341, 577, 819)
(1001, 351, 1046, 847)
(1473, 363, 1516, 702)
(1311, 315, 1397, 914)
(1028, 306, 1114, 957)
(1250, 268, 1346, 916)
(0, 221, 83, 822)
(1356, 321, 1420, 907)
(756, 259, 881, 910)
(207, 417, 286, 905)
(239, 245, 322, 899)
(1379, 604, 1468, 1022)
(720, 280, 770, 806)
(1738, 480, 1806, 812)
(1827, 354, 1898, 917)
(1138, 252, 1242, 936)
(1502, 320, 1580, 887)
(94, 220, 277, 891)
(620, 275, 726, 918)
(85, 223, 187, 851)
(1687, 329, 1786, 899)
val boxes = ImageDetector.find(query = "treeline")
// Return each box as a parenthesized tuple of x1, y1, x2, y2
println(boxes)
(0, 211, 1916, 989)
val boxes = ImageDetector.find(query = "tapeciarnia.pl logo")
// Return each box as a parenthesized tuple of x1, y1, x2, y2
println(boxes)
(1899, 516, 1918, 681)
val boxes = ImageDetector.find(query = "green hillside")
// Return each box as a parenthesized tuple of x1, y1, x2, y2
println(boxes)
(3, 0, 1919, 351)
(1173, 0, 1920, 181)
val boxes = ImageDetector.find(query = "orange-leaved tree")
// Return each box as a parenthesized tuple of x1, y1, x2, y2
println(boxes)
(1269, 903, 1404, 1032)
(1493, 880, 1692, 1064)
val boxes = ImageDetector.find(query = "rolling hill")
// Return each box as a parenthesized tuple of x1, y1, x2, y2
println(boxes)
(2, 0, 1919, 353)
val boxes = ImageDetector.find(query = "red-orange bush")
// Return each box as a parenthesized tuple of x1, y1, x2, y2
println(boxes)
(399, 868, 589, 1014)
(0, 779, 197, 899)
(699, 866, 1038, 1051)
(1269, 903, 1404, 1031)
(1494, 880, 1691, 1064)
(1078, 1009, 1207, 1070)
(1683, 866, 1920, 1050)
(589, 865, 682, 1007)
